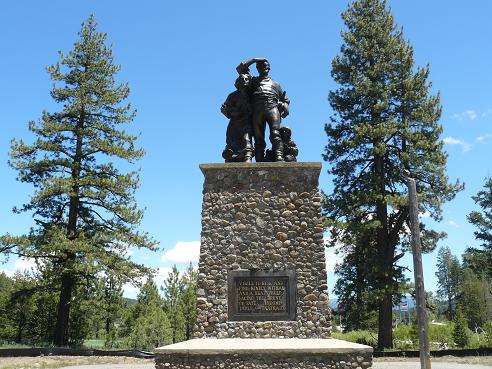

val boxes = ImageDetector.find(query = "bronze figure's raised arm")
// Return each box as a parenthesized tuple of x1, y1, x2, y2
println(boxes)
(235, 58, 268, 75)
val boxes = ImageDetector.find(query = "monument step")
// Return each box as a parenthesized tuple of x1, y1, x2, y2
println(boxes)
(155, 338, 373, 355)
(155, 338, 373, 369)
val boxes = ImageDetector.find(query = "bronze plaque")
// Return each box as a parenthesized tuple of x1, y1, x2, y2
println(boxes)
(227, 270, 296, 321)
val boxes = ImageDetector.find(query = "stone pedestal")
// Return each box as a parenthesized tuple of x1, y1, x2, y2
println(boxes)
(195, 162, 330, 338)
(155, 163, 373, 369)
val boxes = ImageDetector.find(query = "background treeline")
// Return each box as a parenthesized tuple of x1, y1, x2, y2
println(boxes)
(0, 264, 197, 351)
(334, 237, 492, 350)
(332, 177, 492, 349)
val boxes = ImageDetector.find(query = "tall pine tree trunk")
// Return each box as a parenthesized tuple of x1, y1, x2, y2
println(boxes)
(172, 323, 176, 344)
(354, 241, 366, 331)
(54, 273, 74, 346)
(16, 308, 26, 343)
(186, 323, 192, 341)
(378, 239, 395, 350)
(375, 152, 393, 349)
(105, 315, 111, 340)
(378, 295, 393, 349)
(105, 276, 113, 340)
(448, 296, 453, 320)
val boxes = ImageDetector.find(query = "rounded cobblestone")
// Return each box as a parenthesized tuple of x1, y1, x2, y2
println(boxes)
(195, 165, 331, 339)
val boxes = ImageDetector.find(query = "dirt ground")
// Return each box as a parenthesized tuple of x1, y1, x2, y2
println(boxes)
(1, 355, 491, 369)
(0, 356, 153, 369)
(374, 355, 492, 366)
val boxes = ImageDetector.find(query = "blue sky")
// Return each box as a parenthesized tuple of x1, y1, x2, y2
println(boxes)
(0, 1, 491, 298)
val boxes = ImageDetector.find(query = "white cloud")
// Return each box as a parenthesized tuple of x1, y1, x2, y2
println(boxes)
(325, 247, 343, 274)
(15, 257, 38, 273)
(154, 267, 174, 290)
(447, 220, 459, 228)
(122, 266, 180, 299)
(419, 211, 431, 219)
(0, 269, 14, 278)
(122, 282, 141, 299)
(323, 235, 343, 273)
(0, 257, 38, 279)
(162, 241, 200, 264)
(443, 136, 471, 152)
(477, 133, 492, 142)
(452, 110, 477, 121)
(443, 137, 461, 145)
(452, 108, 492, 121)
(481, 109, 492, 118)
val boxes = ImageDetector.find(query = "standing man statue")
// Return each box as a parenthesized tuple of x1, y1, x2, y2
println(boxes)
(236, 58, 290, 162)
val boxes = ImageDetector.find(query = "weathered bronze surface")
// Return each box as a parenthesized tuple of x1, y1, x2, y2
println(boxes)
(265, 126, 298, 162)
(221, 58, 298, 163)
(220, 75, 253, 162)
(227, 270, 296, 321)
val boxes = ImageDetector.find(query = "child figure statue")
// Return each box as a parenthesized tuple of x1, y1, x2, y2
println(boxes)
(265, 126, 298, 162)
(220, 74, 254, 162)
(279, 126, 298, 162)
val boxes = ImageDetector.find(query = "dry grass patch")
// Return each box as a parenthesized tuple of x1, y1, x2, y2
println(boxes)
(374, 355, 492, 366)
(0, 355, 153, 369)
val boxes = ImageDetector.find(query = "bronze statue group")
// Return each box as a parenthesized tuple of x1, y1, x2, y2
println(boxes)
(221, 58, 298, 163)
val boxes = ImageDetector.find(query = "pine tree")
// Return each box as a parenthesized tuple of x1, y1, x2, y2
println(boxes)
(0, 16, 156, 346)
(8, 273, 37, 343)
(101, 273, 126, 347)
(452, 310, 470, 348)
(180, 263, 197, 340)
(332, 228, 380, 331)
(89, 272, 127, 346)
(435, 246, 462, 320)
(69, 284, 99, 346)
(125, 277, 170, 350)
(30, 283, 58, 344)
(0, 273, 14, 340)
(466, 177, 492, 283)
(324, 0, 462, 348)
(0, 271, 59, 345)
(484, 320, 492, 346)
(163, 265, 185, 344)
(458, 268, 491, 329)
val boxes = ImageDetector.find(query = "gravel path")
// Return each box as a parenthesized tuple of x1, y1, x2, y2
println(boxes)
(58, 364, 154, 369)
(55, 362, 492, 369)
(373, 361, 492, 369)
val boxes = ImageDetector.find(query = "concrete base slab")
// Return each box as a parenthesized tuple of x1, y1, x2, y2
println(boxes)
(155, 338, 372, 355)
(155, 338, 373, 368)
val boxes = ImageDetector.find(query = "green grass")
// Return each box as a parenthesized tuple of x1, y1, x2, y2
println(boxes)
(82, 338, 126, 349)
(0, 343, 33, 349)
(333, 330, 378, 347)
(81, 338, 106, 348)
